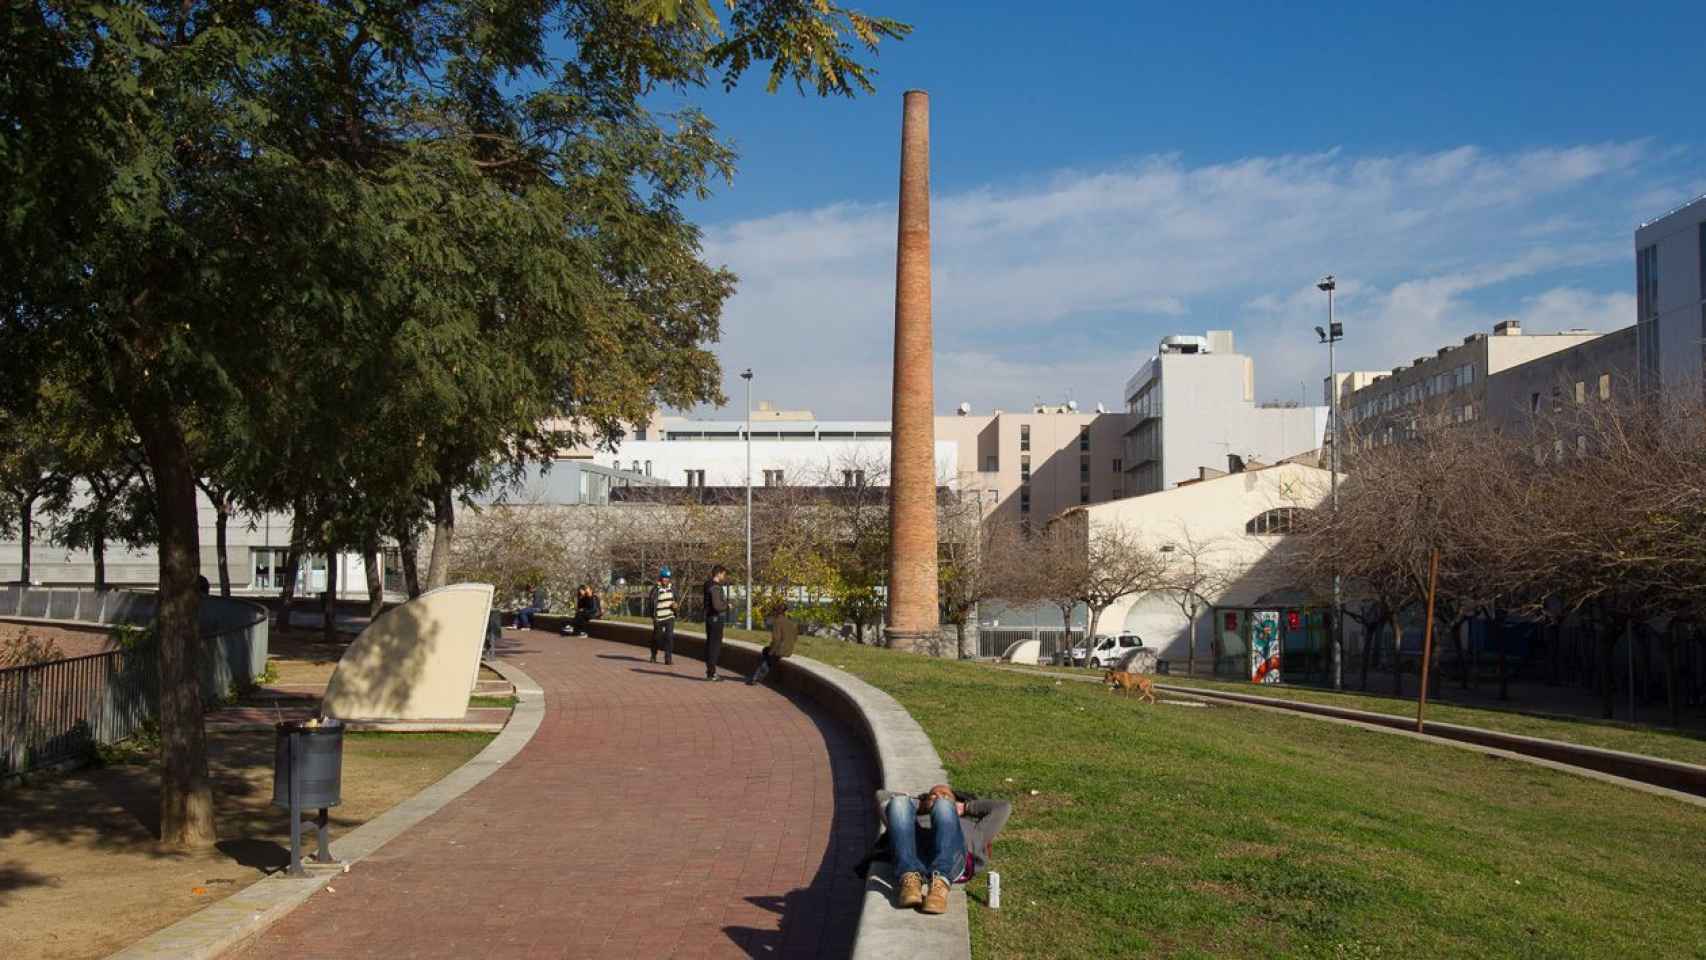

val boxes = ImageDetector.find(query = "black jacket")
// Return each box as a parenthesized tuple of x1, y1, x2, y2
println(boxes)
(703, 578, 729, 624)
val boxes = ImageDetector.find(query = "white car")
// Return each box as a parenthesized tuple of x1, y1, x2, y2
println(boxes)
(1077, 633, 1146, 668)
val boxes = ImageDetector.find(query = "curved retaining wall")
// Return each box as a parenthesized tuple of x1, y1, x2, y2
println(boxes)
(0, 585, 269, 699)
(581, 618, 972, 960)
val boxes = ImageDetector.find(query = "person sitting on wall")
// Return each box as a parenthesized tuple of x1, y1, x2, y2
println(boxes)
(566, 584, 602, 636)
(745, 601, 798, 686)
(511, 582, 547, 631)
(859, 784, 1012, 916)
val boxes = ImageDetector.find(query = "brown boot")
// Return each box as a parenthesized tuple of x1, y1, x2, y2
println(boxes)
(896, 872, 924, 908)
(921, 874, 950, 915)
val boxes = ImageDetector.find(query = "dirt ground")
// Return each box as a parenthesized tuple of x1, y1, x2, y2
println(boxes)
(0, 620, 115, 661)
(0, 729, 492, 960)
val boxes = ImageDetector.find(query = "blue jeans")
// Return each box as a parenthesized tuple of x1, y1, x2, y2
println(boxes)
(515, 606, 541, 629)
(885, 795, 967, 883)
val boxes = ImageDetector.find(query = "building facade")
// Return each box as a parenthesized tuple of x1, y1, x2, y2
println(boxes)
(1634, 194, 1706, 395)
(1339, 320, 1602, 449)
(1122, 331, 1328, 495)
(1482, 325, 1637, 427)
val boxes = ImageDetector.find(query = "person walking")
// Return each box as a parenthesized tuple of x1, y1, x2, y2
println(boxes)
(702, 565, 730, 681)
(648, 569, 677, 665)
(746, 601, 799, 686)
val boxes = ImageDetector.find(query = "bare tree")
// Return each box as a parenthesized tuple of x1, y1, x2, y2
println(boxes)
(1157, 525, 1237, 677)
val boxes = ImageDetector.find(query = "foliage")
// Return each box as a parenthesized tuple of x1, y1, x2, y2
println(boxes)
(0, 630, 65, 668)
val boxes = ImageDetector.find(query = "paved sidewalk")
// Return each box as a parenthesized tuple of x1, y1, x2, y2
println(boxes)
(229, 630, 875, 960)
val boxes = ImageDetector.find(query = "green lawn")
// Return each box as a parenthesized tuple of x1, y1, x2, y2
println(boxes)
(623, 621, 1705, 959)
(1001, 663, 1706, 768)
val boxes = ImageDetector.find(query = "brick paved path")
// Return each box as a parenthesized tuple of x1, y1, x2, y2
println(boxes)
(231, 630, 875, 960)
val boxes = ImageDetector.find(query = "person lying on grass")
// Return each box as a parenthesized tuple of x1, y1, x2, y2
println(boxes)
(860, 784, 1012, 915)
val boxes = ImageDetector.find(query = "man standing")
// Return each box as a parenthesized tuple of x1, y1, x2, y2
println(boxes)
(702, 565, 729, 681)
(648, 568, 676, 665)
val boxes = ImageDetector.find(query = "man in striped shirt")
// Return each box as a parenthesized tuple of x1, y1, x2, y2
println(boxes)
(648, 567, 676, 665)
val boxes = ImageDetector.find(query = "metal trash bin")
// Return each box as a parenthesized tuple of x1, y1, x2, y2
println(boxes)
(273, 718, 345, 875)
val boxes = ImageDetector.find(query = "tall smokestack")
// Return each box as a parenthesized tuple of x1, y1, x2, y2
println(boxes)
(886, 90, 940, 653)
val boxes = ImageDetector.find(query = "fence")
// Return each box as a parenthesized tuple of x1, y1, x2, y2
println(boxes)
(1, 587, 269, 779)
(976, 627, 1084, 662)
(1, 645, 157, 777)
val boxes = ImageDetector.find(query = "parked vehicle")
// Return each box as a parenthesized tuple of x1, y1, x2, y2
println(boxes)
(1077, 633, 1145, 668)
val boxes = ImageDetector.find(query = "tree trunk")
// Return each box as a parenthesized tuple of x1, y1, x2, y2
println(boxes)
(1665, 622, 1683, 727)
(955, 620, 969, 660)
(1392, 621, 1405, 696)
(1359, 615, 1379, 691)
(363, 538, 383, 619)
(17, 497, 32, 584)
(1186, 604, 1197, 677)
(134, 413, 216, 848)
(323, 549, 339, 644)
(1600, 627, 1618, 720)
(214, 498, 231, 597)
(395, 522, 422, 598)
(426, 483, 454, 591)
(93, 533, 107, 592)
(1460, 620, 1472, 690)
(280, 501, 305, 614)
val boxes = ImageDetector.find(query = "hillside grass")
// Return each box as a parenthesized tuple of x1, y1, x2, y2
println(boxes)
(620, 618, 1706, 958)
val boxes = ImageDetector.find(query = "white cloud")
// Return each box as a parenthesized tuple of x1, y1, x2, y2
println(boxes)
(696, 141, 1659, 418)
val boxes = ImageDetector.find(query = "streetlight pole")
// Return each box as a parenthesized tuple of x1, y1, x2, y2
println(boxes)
(741, 368, 754, 631)
(1316, 275, 1343, 690)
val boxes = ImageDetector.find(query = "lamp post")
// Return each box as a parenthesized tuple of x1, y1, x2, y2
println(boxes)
(1316, 275, 1343, 690)
(741, 368, 754, 630)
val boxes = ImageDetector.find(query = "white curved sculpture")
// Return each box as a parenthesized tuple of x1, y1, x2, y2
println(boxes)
(321, 583, 494, 721)
(1000, 639, 1041, 665)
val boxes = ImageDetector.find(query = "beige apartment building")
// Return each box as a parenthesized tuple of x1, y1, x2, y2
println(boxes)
(936, 405, 1130, 527)
(1339, 319, 1603, 450)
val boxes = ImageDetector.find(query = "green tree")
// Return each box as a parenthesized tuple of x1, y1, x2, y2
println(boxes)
(2, 0, 905, 848)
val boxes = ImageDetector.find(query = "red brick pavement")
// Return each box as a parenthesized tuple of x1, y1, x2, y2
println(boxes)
(229, 630, 875, 960)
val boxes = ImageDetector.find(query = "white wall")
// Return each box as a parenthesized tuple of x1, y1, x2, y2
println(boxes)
(597, 438, 960, 488)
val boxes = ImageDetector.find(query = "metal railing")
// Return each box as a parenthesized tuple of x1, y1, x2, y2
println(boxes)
(977, 627, 1084, 662)
(2, 645, 158, 777)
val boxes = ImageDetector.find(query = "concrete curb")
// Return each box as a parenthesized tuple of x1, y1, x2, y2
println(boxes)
(104, 657, 546, 960)
(996, 665, 1706, 809)
(586, 620, 972, 960)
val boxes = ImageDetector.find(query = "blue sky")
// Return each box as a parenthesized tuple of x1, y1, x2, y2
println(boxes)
(639, 1, 1706, 417)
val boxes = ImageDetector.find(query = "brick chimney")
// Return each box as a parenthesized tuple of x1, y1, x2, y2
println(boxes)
(885, 90, 940, 653)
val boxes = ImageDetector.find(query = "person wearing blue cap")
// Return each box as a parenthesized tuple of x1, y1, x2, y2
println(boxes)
(648, 567, 676, 664)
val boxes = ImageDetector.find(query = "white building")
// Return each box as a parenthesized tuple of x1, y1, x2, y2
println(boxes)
(1634, 194, 1706, 395)
(1077, 461, 1340, 681)
(1121, 331, 1328, 495)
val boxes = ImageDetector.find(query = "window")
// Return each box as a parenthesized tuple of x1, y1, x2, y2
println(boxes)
(631, 460, 640, 473)
(1079, 426, 1090, 452)
(1530, 392, 1541, 413)
(1079, 454, 1090, 482)
(1245, 508, 1305, 535)
(1574, 381, 1585, 404)
(1020, 424, 1031, 451)
(763, 469, 784, 486)
(1020, 455, 1031, 482)
(635, 428, 648, 441)
(841, 469, 866, 487)
(1577, 435, 1588, 456)
(1112, 458, 1123, 474)
(684, 469, 705, 487)
(983, 455, 997, 472)
(1637, 243, 1660, 388)
(1020, 488, 1031, 514)
(644, 460, 652, 476)
(1080, 484, 1090, 504)
(1599, 373, 1611, 400)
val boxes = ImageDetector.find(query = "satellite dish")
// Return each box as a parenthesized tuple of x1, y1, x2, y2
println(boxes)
(958, 402, 972, 415)
(1067, 400, 1079, 411)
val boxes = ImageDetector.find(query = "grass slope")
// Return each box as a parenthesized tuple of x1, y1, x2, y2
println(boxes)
(665, 623, 1703, 959)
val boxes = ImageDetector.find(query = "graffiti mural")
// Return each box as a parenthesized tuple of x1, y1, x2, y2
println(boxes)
(1251, 610, 1282, 684)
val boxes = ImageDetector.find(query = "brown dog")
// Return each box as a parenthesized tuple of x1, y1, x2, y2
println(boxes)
(1103, 668, 1157, 703)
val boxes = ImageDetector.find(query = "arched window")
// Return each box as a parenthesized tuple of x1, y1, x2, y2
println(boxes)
(1245, 507, 1303, 535)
